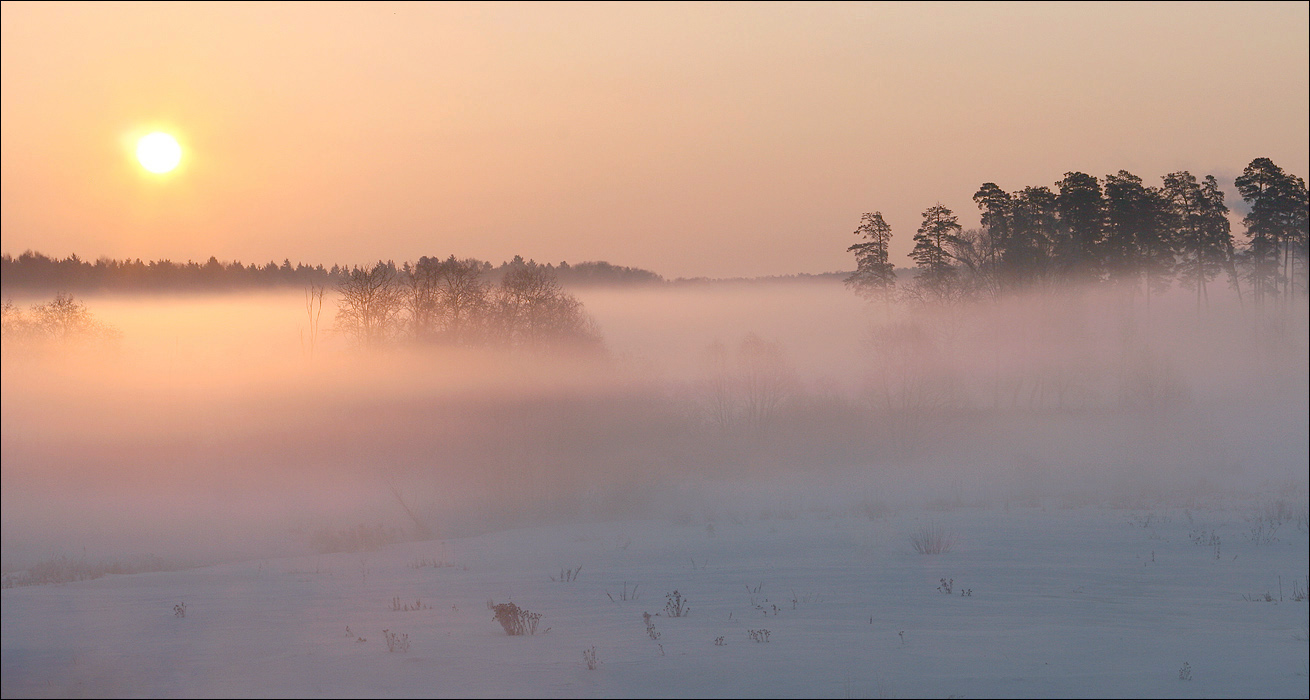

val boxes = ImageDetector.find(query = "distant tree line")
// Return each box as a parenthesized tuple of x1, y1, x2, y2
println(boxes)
(846, 157, 1308, 310)
(1, 256, 605, 355)
(0, 252, 663, 294)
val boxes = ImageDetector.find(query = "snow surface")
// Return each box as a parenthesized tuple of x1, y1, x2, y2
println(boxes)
(3, 284, 1307, 697)
(3, 500, 1307, 698)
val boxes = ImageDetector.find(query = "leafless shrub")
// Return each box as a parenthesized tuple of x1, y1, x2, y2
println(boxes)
(390, 597, 430, 612)
(606, 582, 639, 602)
(382, 629, 410, 653)
(910, 523, 956, 555)
(492, 602, 543, 636)
(664, 590, 689, 617)
(1246, 518, 1280, 545)
(1252, 497, 1309, 539)
(582, 646, 599, 670)
(552, 565, 582, 582)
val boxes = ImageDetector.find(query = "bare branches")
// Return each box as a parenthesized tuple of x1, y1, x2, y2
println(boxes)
(333, 257, 600, 352)
(303, 283, 325, 357)
(334, 262, 404, 349)
(1, 293, 120, 354)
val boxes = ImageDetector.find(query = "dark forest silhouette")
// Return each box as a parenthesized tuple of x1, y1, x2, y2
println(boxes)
(11, 158, 1301, 309)
(0, 253, 662, 294)
(844, 158, 1307, 310)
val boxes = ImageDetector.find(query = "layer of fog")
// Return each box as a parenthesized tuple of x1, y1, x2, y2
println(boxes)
(2, 281, 1306, 573)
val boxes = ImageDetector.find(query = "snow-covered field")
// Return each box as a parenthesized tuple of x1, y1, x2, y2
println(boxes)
(3, 498, 1307, 698)
(3, 283, 1307, 697)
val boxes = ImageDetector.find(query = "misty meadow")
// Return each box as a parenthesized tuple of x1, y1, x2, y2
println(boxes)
(4, 155, 1308, 697)
(2, 2, 1307, 698)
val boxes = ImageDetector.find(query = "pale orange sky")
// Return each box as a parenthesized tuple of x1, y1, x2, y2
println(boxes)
(2, 1, 1307, 278)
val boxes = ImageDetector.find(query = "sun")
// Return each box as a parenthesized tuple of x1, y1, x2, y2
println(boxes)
(136, 132, 182, 174)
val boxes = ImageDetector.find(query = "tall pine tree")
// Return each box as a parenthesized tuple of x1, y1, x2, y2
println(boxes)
(1234, 157, 1301, 304)
(1163, 171, 1232, 312)
(1054, 172, 1107, 281)
(845, 211, 897, 302)
(1007, 186, 1058, 286)
(911, 204, 963, 300)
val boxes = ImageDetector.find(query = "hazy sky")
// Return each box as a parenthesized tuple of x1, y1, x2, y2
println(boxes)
(2, 2, 1306, 278)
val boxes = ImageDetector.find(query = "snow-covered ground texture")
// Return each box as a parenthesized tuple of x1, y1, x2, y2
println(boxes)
(3, 282, 1308, 697)
(3, 497, 1307, 698)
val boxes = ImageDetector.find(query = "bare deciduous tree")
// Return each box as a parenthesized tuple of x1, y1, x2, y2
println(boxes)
(698, 334, 795, 434)
(864, 320, 961, 452)
(737, 334, 794, 432)
(402, 258, 442, 342)
(303, 283, 325, 357)
(33, 292, 94, 341)
(700, 340, 737, 433)
(433, 256, 490, 346)
(492, 261, 600, 351)
(1, 293, 120, 353)
(335, 262, 404, 349)
(947, 228, 1003, 301)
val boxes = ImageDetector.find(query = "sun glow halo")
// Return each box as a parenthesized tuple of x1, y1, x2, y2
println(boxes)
(136, 132, 182, 174)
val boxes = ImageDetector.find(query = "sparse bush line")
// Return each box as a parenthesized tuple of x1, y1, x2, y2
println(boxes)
(1, 554, 181, 588)
(390, 597, 430, 612)
(1243, 575, 1309, 603)
(1188, 528, 1222, 558)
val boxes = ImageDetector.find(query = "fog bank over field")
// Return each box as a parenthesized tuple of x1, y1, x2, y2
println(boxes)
(2, 281, 1306, 572)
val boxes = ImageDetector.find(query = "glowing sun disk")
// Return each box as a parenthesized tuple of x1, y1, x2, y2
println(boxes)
(137, 132, 182, 173)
